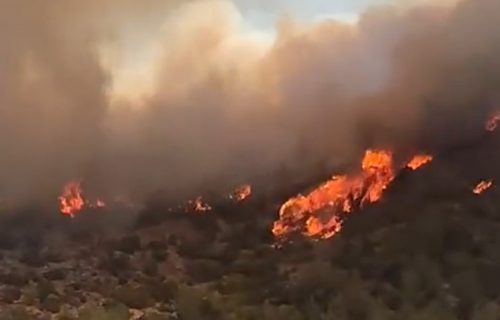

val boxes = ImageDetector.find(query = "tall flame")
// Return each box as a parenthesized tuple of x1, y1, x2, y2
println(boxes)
(272, 150, 433, 240)
(473, 180, 493, 195)
(59, 181, 85, 217)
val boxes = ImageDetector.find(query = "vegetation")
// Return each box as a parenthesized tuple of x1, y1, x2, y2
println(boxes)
(1, 142, 500, 319)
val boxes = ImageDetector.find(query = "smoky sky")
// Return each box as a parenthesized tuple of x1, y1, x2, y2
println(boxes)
(1, 0, 499, 205)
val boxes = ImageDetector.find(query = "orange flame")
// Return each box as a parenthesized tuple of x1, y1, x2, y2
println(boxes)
(190, 196, 212, 212)
(407, 154, 433, 170)
(230, 184, 252, 202)
(58, 181, 106, 216)
(59, 181, 85, 217)
(473, 180, 493, 195)
(273, 149, 431, 240)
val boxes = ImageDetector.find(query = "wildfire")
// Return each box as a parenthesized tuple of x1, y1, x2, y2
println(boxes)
(473, 180, 493, 195)
(190, 196, 212, 212)
(59, 181, 85, 217)
(486, 112, 500, 132)
(58, 181, 106, 217)
(272, 149, 432, 240)
(407, 154, 433, 170)
(230, 184, 252, 202)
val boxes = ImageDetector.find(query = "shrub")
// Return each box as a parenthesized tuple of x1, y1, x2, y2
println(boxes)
(1, 286, 21, 303)
(176, 285, 219, 320)
(471, 302, 500, 320)
(78, 303, 130, 320)
(112, 284, 154, 309)
(41, 293, 62, 313)
(117, 235, 142, 254)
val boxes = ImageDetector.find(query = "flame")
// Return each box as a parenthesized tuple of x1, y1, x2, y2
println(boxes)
(473, 180, 493, 195)
(59, 181, 85, 217)
(486, 113, 500, 132)
(230, 184, 252, 202)
(190, 196, 212, 212)
(58, 180, 106, 216)
(273, 149, 431, 240)
(407, 154, 433, 170)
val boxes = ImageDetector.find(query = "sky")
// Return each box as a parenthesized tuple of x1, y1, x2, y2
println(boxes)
(107, 0, 426, 105)
(233, 0, 396, 29)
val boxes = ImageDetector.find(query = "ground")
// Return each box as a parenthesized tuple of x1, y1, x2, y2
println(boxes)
(1, 136, 500, 319)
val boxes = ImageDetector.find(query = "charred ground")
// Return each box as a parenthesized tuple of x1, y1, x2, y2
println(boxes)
(1, 134, 500, 319)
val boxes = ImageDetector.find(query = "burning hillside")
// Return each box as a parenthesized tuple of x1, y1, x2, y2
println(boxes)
(2, 126, 500, 319)
(3, 0, 500, 317)
(1, 0, 500, 207)
(272, 150, 433, 240)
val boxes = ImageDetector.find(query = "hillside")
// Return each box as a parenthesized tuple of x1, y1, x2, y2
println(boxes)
(1, 136, 500, 319)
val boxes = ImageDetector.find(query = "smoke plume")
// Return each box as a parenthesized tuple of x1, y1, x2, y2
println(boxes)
(1, 0, 500, 205)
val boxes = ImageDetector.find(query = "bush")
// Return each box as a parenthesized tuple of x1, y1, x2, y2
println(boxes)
(185, 259, 225, 283)
(1, 286, 21, 303)
(112, 284, 154, 309)
(36, 279, 57, 302)
(19, 248, 44, 267)
(289, 262, 346, 304)
(405, 302, 456, 320)
(78, 303, 129, 320)
(43, 268, 66, 281)
(471, 302, 500, 320)
(262, 303, 304, 320)
(117, 235, 142, 254)
(176, 285, 219, 320)
(41, 293, 62, 313)
(0, 306, 32, 320)
(149, 280, 177, 303)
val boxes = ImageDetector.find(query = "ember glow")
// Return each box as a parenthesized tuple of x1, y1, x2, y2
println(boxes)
(59, 181, 85, 217)
(407, 155, 433, 170)
(486, 113, 500, 132)
(473, 180, 493, 195)
(273, 149, 432, 240)
(230, 185, 252, 202)
(190, 196, 212, 213)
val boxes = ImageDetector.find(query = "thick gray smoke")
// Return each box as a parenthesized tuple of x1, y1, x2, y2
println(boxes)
(1, 0, 499, 205)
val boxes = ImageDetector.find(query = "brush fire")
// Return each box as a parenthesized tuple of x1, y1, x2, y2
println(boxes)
(56, 106, 499, 241)
(58, 181, 106, 217)
(272, 150, 433, 239)
(4, 0, 500, 318)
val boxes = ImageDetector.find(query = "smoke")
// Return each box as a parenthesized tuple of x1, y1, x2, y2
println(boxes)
(1, 0, 500, 205)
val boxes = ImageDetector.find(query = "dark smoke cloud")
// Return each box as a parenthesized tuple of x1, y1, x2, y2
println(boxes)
(1, 0, 499, 206)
